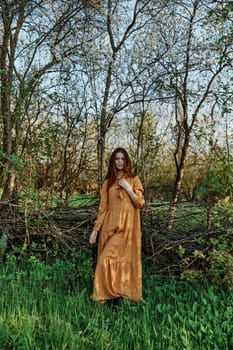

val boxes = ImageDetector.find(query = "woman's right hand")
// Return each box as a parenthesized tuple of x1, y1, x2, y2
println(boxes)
(89, 230, 98, 244)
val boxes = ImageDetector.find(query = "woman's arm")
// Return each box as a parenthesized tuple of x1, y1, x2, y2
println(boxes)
(89, 180, 108, 244)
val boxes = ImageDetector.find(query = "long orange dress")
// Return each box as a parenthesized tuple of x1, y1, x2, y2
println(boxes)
(92, 175, 144, 303)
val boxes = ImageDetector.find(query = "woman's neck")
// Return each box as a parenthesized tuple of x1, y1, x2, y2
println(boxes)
(117, 171, 124, 179)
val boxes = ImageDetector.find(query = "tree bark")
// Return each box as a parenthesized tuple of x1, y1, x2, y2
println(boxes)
(167, 131, 190, 229)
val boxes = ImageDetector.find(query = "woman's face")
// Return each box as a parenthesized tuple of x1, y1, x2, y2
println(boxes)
(115, 152, 125, 171)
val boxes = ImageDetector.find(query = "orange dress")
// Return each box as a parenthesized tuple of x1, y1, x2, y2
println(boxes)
(92, 175, 144, 303)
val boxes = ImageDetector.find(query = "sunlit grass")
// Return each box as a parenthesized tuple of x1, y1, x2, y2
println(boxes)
(0, 255, 232, 350)
(143, 200, 207, 232)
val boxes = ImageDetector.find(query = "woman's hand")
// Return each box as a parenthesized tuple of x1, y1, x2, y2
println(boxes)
(118, 177, 137, 202)
(118, 178, 131, 191)
(89, 230, 98, 244)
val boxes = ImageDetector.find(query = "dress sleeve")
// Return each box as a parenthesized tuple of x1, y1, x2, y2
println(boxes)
(93, 180, 109, 231)
(132, 176, 145, 209)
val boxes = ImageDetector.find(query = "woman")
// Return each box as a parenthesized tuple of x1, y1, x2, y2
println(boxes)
(89, 147, 144, 303)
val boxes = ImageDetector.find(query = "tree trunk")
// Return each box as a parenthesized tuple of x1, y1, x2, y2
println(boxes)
(167, 132, 190, 229)
(206, 204, 212, 230)
(1, 164, 17, 203)
(0, 3, 14, 201)
(97, 132, 105, 192)
(97, 57, 114, 191)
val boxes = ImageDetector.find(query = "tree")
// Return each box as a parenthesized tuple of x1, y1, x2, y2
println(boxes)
(0, 0, 99, 203)
(78, 0, 172, 189)
(148, 0, 233, 228)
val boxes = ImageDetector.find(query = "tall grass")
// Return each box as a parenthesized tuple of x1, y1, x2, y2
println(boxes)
(0, 254, 232, 350)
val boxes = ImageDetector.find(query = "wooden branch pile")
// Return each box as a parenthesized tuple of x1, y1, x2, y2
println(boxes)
(0, 203, 98, 259)
(0, 201, 232, 277)
(142, 203, 233, 276)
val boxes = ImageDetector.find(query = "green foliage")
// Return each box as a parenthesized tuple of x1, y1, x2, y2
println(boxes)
(209, 2, 233, 23)
(208, 1, 233, 53)
(209, 249, 233, 291)
(197, 162, 232, 203)
(0, 147, 24, 170)
(214, 196, 233, 227)
(180, 269, 204, 284)
(0, 258, 232, 349)
(178, 223, 233, 290)
(0, 234, 8, 256)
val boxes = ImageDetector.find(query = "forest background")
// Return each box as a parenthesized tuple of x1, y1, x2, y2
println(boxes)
(0, 1, 233, 348)
(0, 0, 233, 282)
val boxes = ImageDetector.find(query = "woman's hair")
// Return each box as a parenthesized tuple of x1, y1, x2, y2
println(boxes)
(105, 147, 134, 189)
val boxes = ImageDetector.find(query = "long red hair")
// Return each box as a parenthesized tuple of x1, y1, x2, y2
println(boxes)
(105, 147, 135, 189)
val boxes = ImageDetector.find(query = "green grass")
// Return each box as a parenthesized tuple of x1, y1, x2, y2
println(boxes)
(0, 255, 232, 350)
(143, 200, 208, 232)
